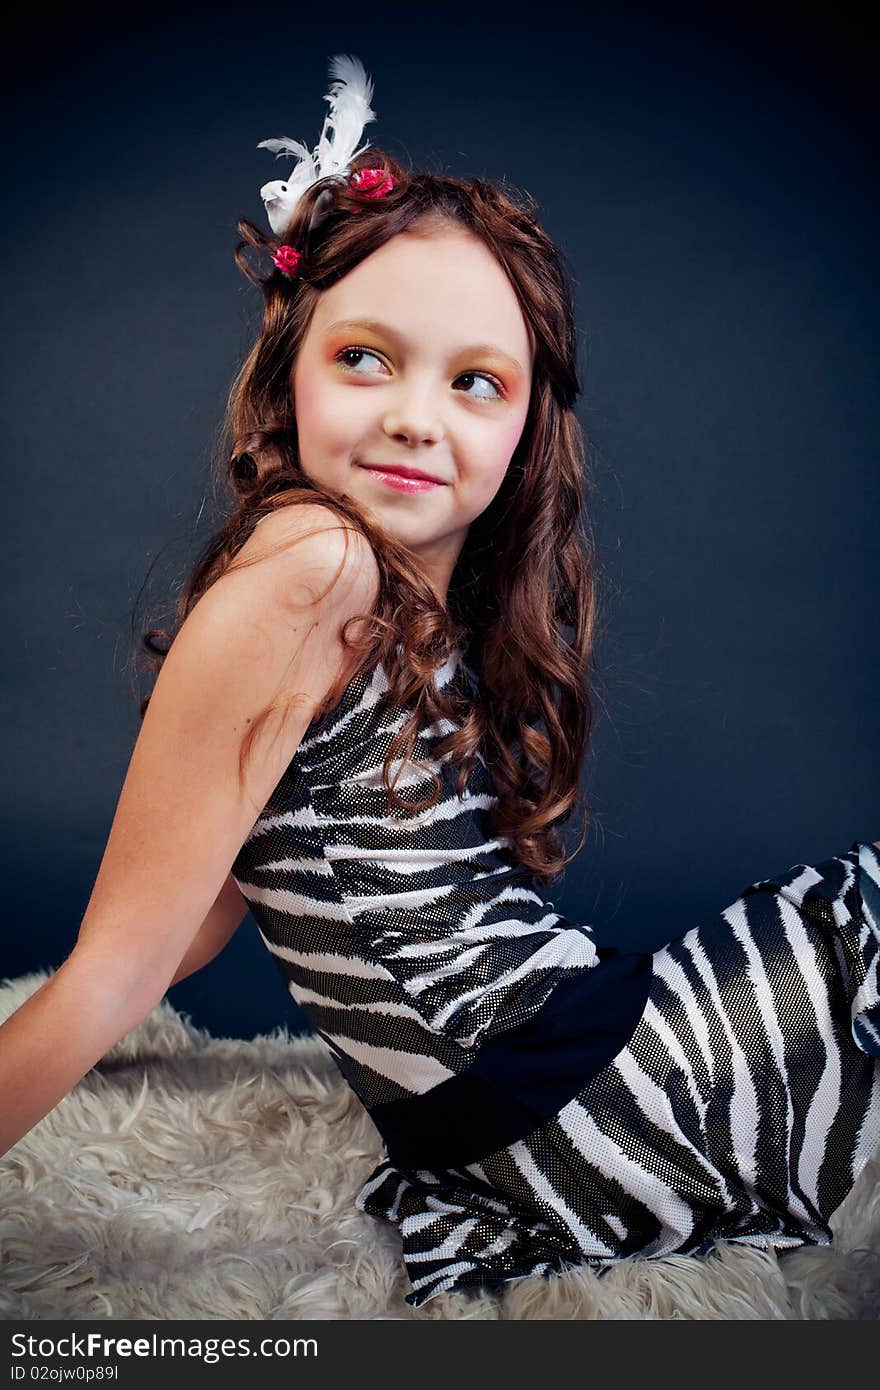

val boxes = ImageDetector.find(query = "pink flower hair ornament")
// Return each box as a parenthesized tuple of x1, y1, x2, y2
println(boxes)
(347, 165, 397, 211)
(271, 244, 303, 279)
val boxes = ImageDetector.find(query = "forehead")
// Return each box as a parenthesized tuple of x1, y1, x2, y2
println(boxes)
(309, 227, 536, 366)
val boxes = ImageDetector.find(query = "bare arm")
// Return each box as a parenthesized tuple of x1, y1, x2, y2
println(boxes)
(0, 507, 379, 1159)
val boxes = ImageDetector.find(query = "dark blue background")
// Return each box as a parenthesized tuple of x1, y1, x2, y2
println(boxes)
(2, 3, 876, 1039)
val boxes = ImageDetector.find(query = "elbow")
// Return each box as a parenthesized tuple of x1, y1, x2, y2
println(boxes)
(61, 944, 176, 1024)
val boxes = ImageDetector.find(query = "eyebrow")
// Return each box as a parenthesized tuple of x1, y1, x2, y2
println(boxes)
(322, 317, 526, 374)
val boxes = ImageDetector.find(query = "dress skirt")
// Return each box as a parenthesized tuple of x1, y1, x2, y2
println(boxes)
(356, 839, 880, 1307)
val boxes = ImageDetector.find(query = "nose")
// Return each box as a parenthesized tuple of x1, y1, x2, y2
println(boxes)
(382, 386, 444, 449)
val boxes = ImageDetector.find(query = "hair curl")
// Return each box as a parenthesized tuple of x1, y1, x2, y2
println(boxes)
(134, 149, 605, 884)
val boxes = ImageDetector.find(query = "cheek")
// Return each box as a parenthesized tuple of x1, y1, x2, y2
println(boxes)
(293, 366, 368, 452)
(498, 416, 528, 462)
(474, 419, 526, 489)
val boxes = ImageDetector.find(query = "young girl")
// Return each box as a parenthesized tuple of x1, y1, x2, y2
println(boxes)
(1, 54, 879, 1312)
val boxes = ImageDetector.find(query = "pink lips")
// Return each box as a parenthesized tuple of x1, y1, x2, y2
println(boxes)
(358, 464, 445, 492)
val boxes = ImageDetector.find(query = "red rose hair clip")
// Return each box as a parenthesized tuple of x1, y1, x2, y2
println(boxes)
(348, 165, 397, 210)
(271, 245, 303, 279)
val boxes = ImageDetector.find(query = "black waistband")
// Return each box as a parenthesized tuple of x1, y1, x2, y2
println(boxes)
(366, 945, 653, 1170)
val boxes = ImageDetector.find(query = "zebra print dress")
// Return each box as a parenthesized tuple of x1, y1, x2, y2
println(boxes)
(230, 644, 880, 1308)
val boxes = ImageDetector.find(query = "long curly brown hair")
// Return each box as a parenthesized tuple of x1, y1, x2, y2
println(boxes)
(135, 149, 605, 884)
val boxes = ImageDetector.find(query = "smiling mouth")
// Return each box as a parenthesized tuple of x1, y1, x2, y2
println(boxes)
(357, 463, 447, 484)
(357, 464, 446, 492)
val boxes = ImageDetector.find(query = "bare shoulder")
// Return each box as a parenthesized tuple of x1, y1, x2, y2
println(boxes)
(199, 502, 381, 722)
(232, 503, 380, 619)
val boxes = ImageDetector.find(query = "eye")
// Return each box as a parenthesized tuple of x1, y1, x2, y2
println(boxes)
(455, 371, 503, 401)
(333, 347, 505, 401)
(334, 347, 387, 375)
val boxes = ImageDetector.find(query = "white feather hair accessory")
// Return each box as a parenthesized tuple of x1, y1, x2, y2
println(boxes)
(258, 53, 379, 239)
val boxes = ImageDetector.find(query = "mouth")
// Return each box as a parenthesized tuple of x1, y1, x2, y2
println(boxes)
(357, 462, 447, 492)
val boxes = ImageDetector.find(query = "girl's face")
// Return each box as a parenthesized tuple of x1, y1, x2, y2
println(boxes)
(291, 223, 535, 605)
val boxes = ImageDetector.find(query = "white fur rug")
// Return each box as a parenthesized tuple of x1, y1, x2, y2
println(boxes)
(2, 969, 879, 1320)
